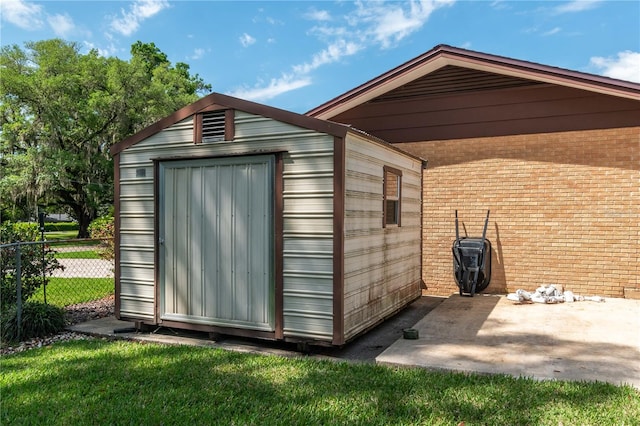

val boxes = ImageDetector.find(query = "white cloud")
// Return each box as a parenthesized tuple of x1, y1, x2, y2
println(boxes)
(0, 0, 44, 30)
(47, 13, 75, 38)
(555, 0, 601, 14)
(293, 39, 362, 75)
(542, 27, 561, 36)
(352, 0, 455, 49)
(239, 33, 256, 47)
(305, 9, 331, 21)
(188, 48, 206, 60)
(590, 51, 640, 83)
(229, 74, 312, 102)
(490, 1, 510, 11)
(110, 0, 169, 36)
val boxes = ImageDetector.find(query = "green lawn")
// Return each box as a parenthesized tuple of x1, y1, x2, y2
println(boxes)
(54, 250, 100, 259)
(1, 340, 638, 425)
(29, 278, 114, 307)
(44, 230, 78, 240)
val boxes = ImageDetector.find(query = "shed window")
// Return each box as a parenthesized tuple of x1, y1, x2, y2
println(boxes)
(194, 109, 235, 143)
(383, 166, 402, 227)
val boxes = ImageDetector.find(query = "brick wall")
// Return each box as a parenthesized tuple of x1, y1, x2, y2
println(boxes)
(400, 127, 639, 298)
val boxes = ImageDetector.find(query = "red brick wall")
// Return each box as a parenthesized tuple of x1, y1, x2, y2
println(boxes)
(399, 127, 639, 297)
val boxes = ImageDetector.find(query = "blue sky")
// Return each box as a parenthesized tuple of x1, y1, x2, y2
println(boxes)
(1, 0, 639, 113)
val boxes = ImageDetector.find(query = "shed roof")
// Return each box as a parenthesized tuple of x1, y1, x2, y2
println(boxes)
(111, 92, 352, 156)
(306, 44, 640, 120)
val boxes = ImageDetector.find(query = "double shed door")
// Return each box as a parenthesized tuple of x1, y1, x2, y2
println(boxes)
(159, 155, 275, 331)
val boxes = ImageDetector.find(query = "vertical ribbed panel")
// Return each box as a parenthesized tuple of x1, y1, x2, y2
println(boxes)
(159, 156, 274, 330)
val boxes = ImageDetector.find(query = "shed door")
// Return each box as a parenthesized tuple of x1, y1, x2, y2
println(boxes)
(159, 156, 274, 331)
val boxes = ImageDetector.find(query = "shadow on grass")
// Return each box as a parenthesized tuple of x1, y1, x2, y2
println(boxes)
(2, 340, 638, 425)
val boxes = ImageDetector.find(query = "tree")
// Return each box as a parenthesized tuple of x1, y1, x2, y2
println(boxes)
(0, 39, 211, 236)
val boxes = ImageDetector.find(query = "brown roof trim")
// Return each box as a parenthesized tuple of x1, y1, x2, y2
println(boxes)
(111, 92, 352, 155)
(307, 44, 640, 119)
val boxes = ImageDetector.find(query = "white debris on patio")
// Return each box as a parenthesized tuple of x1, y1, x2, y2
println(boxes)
(507, 284, 605, 304)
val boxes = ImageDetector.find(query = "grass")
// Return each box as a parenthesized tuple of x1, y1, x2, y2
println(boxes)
(54, 250, 100, 259)
(1, 340, 638, 425)
(44, 230, 78, 240)
(29, 278, 114, 307)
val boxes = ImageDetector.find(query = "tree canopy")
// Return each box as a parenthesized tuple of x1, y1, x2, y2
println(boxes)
(0, 39, 211, 236)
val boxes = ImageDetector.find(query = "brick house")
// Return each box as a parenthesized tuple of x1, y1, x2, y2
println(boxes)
(308, 44, 640, 298)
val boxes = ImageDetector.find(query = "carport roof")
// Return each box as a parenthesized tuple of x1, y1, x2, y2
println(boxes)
(306, 44, 640, 120)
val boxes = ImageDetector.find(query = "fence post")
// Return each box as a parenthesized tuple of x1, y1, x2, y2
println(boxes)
(15, 243, 22, 342)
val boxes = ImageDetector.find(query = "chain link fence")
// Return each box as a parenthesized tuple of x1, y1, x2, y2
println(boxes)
(1, 239, 115, 335)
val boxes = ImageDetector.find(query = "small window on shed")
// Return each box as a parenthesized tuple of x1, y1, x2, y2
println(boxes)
(383, 166, 402, 227)
(194, 109, 235, 143)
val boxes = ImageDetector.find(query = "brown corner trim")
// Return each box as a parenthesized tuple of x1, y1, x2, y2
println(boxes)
(153, 160, 160, 324)
(193, 113, 203, 144)
(114, 154, 122, 320)
(225, 109, 235, 141)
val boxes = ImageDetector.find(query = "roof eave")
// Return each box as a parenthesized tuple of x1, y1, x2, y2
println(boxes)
(307, 44, 640, 120)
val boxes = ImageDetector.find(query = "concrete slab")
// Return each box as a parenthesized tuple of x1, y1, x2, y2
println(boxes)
(376, 294, 640, 389)
(67, 297, 447, 362)
(68, 317, 301, 358)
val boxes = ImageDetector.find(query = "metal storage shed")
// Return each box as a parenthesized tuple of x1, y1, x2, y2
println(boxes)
(110, 93, 424, 345)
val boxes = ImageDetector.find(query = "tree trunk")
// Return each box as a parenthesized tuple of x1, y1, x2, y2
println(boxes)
(76, 212, 93, 238)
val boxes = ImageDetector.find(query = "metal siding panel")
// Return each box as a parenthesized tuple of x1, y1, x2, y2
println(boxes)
(189, 167, 203, 317)
(120, 299, 155, 319)
(234, 163, 250, 322)
(120, 182, 154, 197)
(217, 164, 233, 320)
(342, 134, 422, 340)
(120, 248, 154, 264)
(250, 162, 270, 324)
(120, 199, 154, 213)
(203, 166, 217, 319)
(283, 196, 333, 213)
(284, 176, 333, 193)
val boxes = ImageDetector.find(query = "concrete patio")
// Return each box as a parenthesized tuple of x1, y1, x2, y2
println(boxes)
(376, 294, 640, 389)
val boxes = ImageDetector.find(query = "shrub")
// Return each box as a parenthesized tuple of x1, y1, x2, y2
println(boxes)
(0, 221, 63, 309)
(5, 221, 40, 241)
(43, 221, 79, 232)
(1, 301, 66, 343)
(88, 216, 114, 261)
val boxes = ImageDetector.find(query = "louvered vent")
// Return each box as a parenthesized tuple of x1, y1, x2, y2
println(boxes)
(202, 110, 226, 142)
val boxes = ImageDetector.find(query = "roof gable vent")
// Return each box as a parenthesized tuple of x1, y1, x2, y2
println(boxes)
(202, 110, 226, 142)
